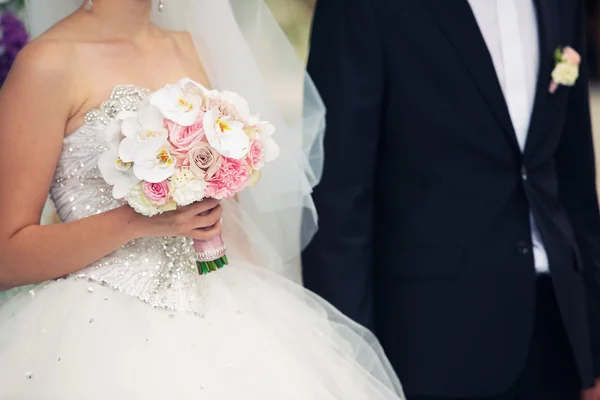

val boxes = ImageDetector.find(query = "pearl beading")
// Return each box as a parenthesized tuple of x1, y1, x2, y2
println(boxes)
(196, 246, 227, 262)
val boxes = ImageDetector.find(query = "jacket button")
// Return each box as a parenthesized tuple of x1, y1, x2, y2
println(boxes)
(521, 165, 528, 181)
(516, 241, 530, 256)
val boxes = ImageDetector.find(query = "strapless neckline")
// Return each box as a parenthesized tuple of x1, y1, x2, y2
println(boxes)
(50, 79, 207, 314)
(65, 83, 153, 141)
(65, 77, 209, 140)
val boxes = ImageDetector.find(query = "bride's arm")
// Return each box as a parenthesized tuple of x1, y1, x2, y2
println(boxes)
(0, 42, 221, 290)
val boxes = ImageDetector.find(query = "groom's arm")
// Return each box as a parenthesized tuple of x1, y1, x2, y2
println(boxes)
(302, 0, 384, 331)
(555, 0, 600, 380)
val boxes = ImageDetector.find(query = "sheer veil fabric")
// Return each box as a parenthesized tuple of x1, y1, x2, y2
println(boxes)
(25, 0, 325, 281)
(0, 1, 408, 398)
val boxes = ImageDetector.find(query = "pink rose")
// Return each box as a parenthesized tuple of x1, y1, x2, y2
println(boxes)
(165, 116, 205, 165)
(204, 157, 250, 200)
(187, 143, 223, 180)
(142, 180, 171, 206)
(562, 46, 581, 66)
(247, 140, 264, 171)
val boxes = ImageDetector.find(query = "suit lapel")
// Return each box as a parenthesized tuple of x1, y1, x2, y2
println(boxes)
(533, 0, 560, 56)
(525, 0, 561, 157)
(421, 0, 519, 152)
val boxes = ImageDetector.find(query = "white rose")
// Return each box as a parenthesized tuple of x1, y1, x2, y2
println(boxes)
(551, 63, 579, 87)
(170, 168, 208, 206)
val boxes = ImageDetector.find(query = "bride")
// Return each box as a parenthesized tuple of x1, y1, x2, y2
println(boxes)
(0, 0, 405, 398)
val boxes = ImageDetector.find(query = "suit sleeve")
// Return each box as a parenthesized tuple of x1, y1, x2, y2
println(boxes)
(301, 0, 385, 331)
(555, 0, 600, 378)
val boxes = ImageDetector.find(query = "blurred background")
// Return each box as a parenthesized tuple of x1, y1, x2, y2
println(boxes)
(1, 0, 600, 222)
(265, 0, 315, 63)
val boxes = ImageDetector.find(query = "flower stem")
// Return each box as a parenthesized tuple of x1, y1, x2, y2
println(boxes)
(197, 255, 229, 275)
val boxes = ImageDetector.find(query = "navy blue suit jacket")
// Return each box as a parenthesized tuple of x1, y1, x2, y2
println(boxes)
(303, 0, 600, 396)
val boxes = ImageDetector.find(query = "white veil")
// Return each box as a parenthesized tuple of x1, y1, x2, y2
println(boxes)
(5, 5, 408, 397)
(25, 0, 325, 282)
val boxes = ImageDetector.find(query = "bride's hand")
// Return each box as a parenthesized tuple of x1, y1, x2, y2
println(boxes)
(131, 199, 222, 241)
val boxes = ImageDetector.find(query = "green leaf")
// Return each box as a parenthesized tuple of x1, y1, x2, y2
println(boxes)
(554, 46, 564, 63)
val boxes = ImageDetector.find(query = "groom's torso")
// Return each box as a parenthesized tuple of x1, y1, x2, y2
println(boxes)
(468, 0, 550, 274)
(368, 0, 592, 396)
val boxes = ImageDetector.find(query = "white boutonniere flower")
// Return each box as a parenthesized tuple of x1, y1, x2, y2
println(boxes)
(549, 46, 581, 94)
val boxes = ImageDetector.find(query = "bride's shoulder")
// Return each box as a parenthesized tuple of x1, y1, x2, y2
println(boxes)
(164, 28, 193, 46)
(12, 16, 82, 81)
(1, 36, 77, 135)
(9, 37, 75, 85)
(6, 15, 99, 101)
(163, 29, 209, 87)
(3, 19, 83, 108)
(164, 29, 197, 57)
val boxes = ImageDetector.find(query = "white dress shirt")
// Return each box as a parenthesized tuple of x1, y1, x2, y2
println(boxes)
(468, 0, 550, 273)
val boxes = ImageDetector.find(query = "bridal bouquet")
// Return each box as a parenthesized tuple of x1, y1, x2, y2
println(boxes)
(99, 78, 279, 274)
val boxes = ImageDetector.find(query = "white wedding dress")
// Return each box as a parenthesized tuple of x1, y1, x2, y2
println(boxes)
(0, 84, 405, 399)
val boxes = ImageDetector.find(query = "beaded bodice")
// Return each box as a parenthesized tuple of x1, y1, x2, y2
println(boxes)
(50, 85, 207, 314)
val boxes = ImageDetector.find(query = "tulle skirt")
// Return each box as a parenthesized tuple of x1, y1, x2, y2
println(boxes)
(0, 262, 405, 399)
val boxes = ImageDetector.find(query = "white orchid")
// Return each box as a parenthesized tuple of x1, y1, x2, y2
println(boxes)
(149, 78, 204, 127)
(179, 77, 208, 95)
(118, 105, 168, 164)
(98, 144, 140, 199)
(102, 111, 136, 148)
(203, 108, 250, 160)
(248, 115, 279, 162)
(131, 138, 176, 183)
(103, 119, 122, 148)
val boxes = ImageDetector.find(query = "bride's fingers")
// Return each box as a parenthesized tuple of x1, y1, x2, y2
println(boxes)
(186, 199, 220, 216)
(192, 207, 222, 230)
(190, 219, 222, 241)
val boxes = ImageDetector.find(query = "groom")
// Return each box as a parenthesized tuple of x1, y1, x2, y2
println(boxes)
(303, 0, 600, 399)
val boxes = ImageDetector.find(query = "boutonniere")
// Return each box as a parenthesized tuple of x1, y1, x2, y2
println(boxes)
(549, 46, 581, 94)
